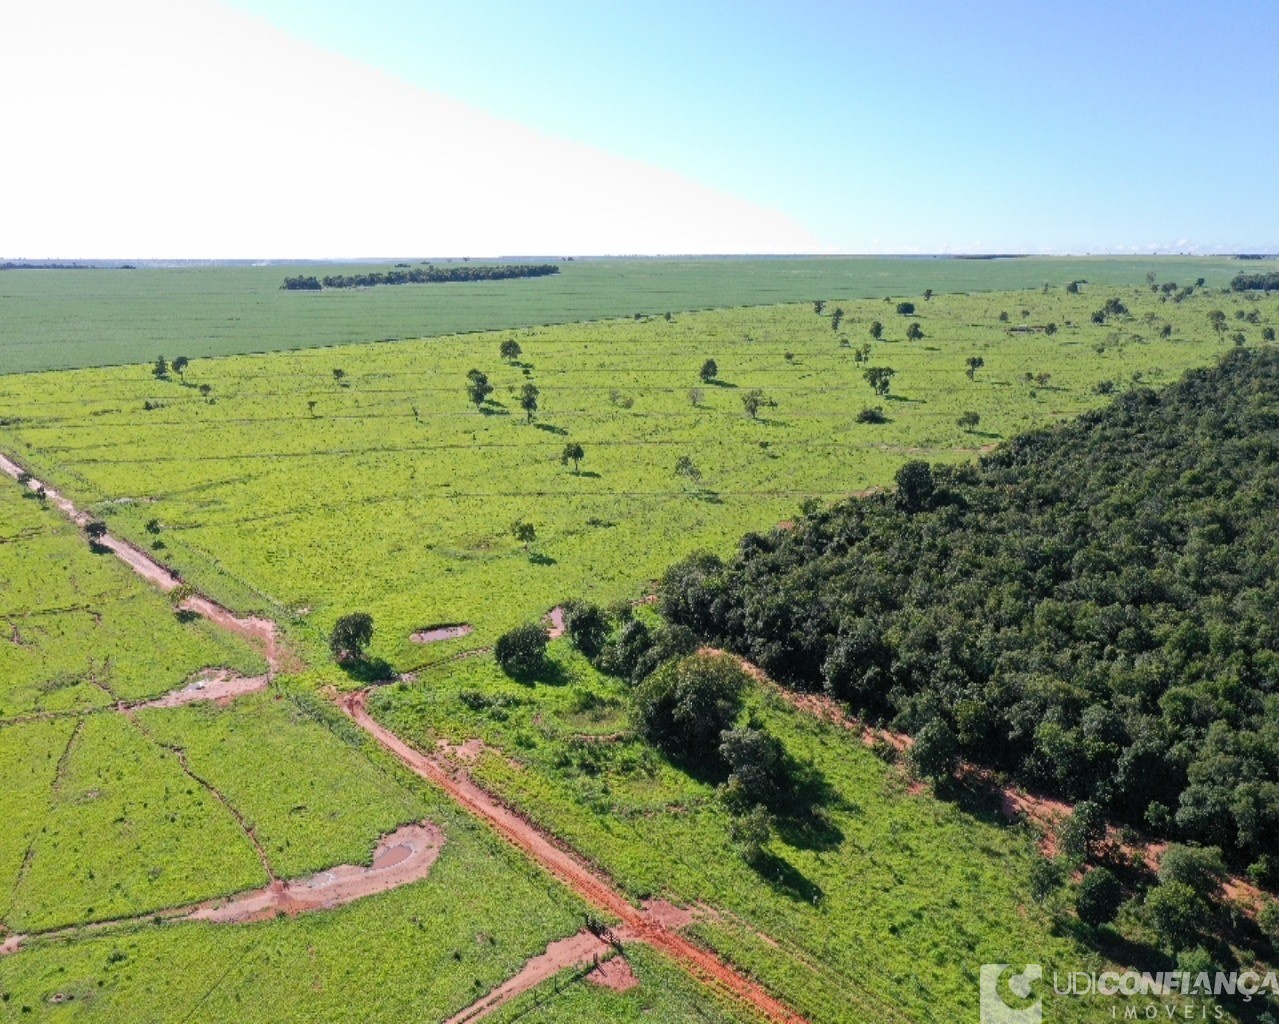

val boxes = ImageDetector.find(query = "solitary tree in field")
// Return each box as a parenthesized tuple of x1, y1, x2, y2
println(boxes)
(864, 366, 895, 396)
(332, 368, 346, 384)
(519, 382, 539, 423)
(906, 322, 924, 341)
(172, 356, 189, 379)
(896, 301, 916, 315)
(869, 320, 883, 340)
(854, 343, 872, 363)
(674, 455, 702, 484)
(700, 358, 719, 383)
(813, 300, 825, 315)
(741, 389, 769, 419)
(688, 387, 704, 407)
(84, 520, 108, 549)
(198, 383, 213, 400)
(307, 399, 317, 416)
(330, 612, 374, 663)
(923, 289, 933, 301)
(510, 518, 536, 551)
(153, 356, 169, 379)
(1045, 322, 1058, 335)
(965, 356, 985, 380)
(561, 442, 585, 474)
(831, 307, 844, 331)
(466, 369, 493, 411)
(1208, 310, 1228, 338)
(500, 338, 522, 362)
(957, 411, 981, 432)
(1265, 327, 1276, 342)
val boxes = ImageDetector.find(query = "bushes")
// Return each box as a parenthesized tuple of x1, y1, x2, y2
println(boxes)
(494, 623, 548, 678)
(1076, 867, 1123, 927)
(330, 612, 374, 662)
(631, 651, 748, 758)
(562, 600, 610, 659)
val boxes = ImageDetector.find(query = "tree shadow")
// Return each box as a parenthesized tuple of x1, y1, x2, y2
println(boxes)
(534, 423, 568, 435)
(528, 551, 557, 566)
(509, 658, 573, 687)
(88, 541, 112, 556)
(480, 405, 510, 416)
(692, 489, 724, 505)
(174, 609, 201, 624)
(575, 470, 601, 479)
(340, 657, 397, 684)
(707, 379, 738, 388)
(750, 850, 824, 905)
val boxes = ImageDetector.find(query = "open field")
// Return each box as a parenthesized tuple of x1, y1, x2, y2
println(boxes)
(0, 281, 1271, 672)
(0, 481, 266, 720)
(2, 273, 1277, 1022)
(0, 255, 1260, 373)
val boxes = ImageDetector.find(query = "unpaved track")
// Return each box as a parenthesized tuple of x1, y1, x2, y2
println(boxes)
(342, 691, 806, 1024)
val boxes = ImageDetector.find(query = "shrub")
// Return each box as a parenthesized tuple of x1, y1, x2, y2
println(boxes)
(857, 406, 886, 424)
(562, 600, 610, 659)
(908, 717, 958, 783)
(1144, 881, 1205, 951)
(632, 651, 748, 757)
(494, 623, 549, 678)
(1158, 844, 1225, 898)
(1076, 867, 1123, 926)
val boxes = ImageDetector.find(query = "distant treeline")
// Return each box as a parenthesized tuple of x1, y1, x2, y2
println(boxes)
(1, 262, 135, 271)
(281, 264, 560, 291)
(659, 348, 1279, 870)
(1230, 270, 1279, 291)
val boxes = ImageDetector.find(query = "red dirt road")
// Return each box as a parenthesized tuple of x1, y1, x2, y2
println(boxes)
(342, 690, 807, 1024)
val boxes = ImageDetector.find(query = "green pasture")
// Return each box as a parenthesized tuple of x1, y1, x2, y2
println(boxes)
(370, 639, 1119, 1024)
(0, 282, 1270, 672)
(0, 484, 266, 721)
(0, 256, 1256, 373)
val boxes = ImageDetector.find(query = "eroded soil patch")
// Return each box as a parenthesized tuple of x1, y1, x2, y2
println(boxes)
(411, 623, 474, 644)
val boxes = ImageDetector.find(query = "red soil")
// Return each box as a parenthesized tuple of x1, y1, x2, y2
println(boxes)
(411, 624, 474, 644)
(135, 668, 270, 709)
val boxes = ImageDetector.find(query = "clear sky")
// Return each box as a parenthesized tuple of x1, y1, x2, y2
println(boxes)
(3, 0, 1276, 257)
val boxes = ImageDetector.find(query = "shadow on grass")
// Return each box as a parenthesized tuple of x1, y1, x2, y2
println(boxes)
(692, 489, 724, 505)
(528, 551, 557, 566)
(533, 422, 568, 435)
(706, 379, 738, 388)
(750, 850, 825, 905)
(573, 470, 602, 479)
(504, 658, 573, 688)
(340, 657, 397, 685)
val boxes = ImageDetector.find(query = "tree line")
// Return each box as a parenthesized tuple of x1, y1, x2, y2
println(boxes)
(656, 348, 1279, 876)
(281, 264, 560, 290)
(1230, 270, 1279, 291)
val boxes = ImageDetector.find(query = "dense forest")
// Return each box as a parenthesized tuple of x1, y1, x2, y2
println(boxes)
(659, 348, 1279, 872)
(1230, 270, 1279, 291)
(281, 263, 559, 290)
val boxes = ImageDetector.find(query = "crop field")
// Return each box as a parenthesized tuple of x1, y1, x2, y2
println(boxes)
(370, 639, 1110, 1024)
(0, 281, 1270, 673)
(0, 482, 267, 720)
(0, 255, 1255, 373)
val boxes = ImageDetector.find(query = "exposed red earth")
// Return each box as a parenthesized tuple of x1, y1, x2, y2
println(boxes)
(411, 624, 475, 644)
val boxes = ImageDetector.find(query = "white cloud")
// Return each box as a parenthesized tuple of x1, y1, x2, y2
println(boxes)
(0, 1, 820, 257)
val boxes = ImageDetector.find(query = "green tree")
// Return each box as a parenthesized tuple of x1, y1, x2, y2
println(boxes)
(908, 717, 958, 783)
(561, 442, 585, 473)
(957, 411, 981, 432)
(153, 356, 169, 379)
(500, 338, 522, 361)
(965, 356, 985, 379)
(84, 520, 108, 543)
(1145, 881, 1205, 951)
(864, 366, 895, 396)
(1076, 867, 1123, 927)
(1045, 322, 1058, 335)
(1208, 310, 1228, 338)
(519, 382, 539, 423)
(171, 356, 189, 379)
(688, 387, 704, 407)
(923, 288, 933, 301)
(813, 300, 825, 315)
(466, 369, 493, 411)
(198, 383, 213, 400)
(562, 600, 611, 659)
(831, 307, 844, 331)
(720, 726, 787, 807)
(332, 368, 346, 384)
(1263, 327, 1276, 342)
(1030, 855, 1065, 901)
(494, 623, 548, 678)
(869, 320, 883, 340)
(510, 518, 536, 551)
(906, 322, 924, 341)
(674, 455, 702, 484)
(896, 301, 916, 315)
(632, 651, 748, 757)
(330, 612, 374, 663)
(895, 460, 934, 512)
(741, 389, 769, 419)
(699, 358, 719, 383)
(1060, 800, 1107, 863)
(1158, 845, 1225, 898)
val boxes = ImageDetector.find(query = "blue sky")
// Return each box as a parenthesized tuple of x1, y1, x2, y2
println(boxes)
(3, 0, 1276, 256)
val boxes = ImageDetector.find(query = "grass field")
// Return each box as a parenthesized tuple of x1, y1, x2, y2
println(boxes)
(0, 281, 1270, 673)
(0, 482, 267, 720)
(0, 255, 1259, 373)
(370, 639, 1112, 1024)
